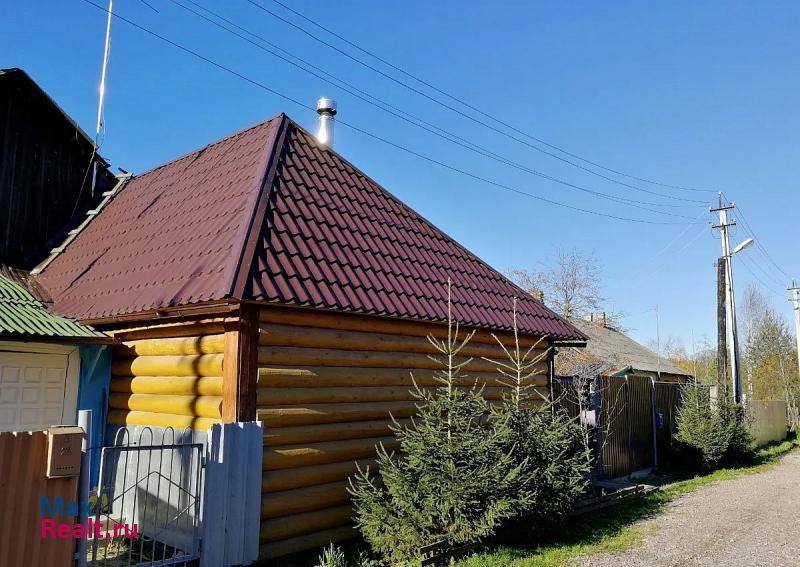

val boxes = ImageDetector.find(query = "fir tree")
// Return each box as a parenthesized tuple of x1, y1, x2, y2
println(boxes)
(348, 283, 522, 564)
(485, 300, 589, 523)
(674, 386, 753, 472)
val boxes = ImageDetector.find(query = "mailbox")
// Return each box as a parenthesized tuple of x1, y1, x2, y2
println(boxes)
(46, 426, 84, 478)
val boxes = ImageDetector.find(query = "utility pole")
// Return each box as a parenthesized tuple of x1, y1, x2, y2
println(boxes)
(716, 258, 729, 399)
(790, 281, 800, 380)
(711, 194, 742, 404)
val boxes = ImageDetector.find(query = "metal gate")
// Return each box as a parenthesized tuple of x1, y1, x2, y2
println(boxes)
(597, 377, 692, 479)
(653, 382, 684, 463)
(598, 376, 659, 479)
(87, 427, 204, 567)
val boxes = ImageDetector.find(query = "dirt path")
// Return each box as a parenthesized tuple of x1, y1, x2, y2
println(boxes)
(579, 452, 800, 567)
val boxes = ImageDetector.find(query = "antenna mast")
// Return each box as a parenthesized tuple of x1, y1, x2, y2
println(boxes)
(91, 0, 113, 196)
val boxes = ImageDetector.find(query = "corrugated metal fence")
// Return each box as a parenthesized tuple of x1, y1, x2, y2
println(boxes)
(596, 377, 686, 479)
(0, 431, 79, 567)
(653, 382, 684, 463)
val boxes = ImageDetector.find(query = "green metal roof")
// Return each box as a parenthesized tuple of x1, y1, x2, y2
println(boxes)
(0, 274, 106, 340)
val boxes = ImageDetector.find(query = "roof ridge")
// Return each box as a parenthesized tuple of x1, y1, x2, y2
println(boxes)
(131, 113, 286, 181)
(229, 114, 291, 298)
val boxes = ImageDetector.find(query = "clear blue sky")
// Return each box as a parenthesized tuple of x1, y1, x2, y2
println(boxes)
(5, 0, 799, 349)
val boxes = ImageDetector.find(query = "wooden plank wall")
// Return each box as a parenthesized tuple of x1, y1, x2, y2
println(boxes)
(256, 307, 551, 559)
(108, 319, 228, 430)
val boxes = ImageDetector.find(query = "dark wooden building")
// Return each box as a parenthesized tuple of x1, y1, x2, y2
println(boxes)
(0, 68, 116, 269)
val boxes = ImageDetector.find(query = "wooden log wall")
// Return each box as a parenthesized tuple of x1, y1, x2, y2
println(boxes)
(256, 306, 552, 559)
(108, 319, 228, 430)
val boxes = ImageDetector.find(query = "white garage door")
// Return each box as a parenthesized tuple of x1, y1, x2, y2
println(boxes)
(0, 352, 72, 431)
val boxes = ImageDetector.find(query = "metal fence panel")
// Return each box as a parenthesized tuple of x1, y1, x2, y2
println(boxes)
(202, 422, 263, 567)
(89, 426, 204, 567)
(627, 376, 655, 472)
(599, 377, 630, 479)
(0, 430, 79, 567)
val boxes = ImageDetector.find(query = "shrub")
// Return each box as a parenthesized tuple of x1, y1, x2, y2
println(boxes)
(674, 386, 754, 472)
(348, 290, 523, 564)
(314, 543, 348, 567)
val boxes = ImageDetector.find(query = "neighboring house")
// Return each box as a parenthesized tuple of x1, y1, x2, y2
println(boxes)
(0, 68, 117, 478)
(558, 313, 693, 383)
(0, 267, 110, 449)
(37, 113, 585, 558)
(0, 67, 116, 269)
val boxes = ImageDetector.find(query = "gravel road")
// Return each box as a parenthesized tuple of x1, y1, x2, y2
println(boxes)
(579, 451, 800, 567)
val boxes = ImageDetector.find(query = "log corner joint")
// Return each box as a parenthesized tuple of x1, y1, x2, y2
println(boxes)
(223, 303, 259, 422)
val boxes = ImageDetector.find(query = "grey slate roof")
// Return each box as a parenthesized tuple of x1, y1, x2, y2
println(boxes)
(563, 318, 691, 377)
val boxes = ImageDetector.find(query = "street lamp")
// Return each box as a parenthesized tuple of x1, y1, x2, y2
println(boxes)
(732, 238, 754, 255)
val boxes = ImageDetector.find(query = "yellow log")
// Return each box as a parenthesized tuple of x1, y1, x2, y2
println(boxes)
(261, 481, 351, 518)
(114, 334, 226, 357)
(259, 323, 545, 359)
(111, 354, 224, 377)
(258, 346, 542, 373)
(110, 376, 223, 396)
(257, 401, 418, 427)
(262, 458, 376, 493)
(258, 306, 549, 348)
(257, 386, 524, 405)
(107, 409, 220, 430)
(264, 436, 397, 470)
(260, 525, 356, 560)
(257, 398, 543, 428)
(263, 419, 408, 446)
(260, 504, 353, 542)
(257, 365, 547, 389)
(108, 393, 223, 419)
(108, 320, 227, 341)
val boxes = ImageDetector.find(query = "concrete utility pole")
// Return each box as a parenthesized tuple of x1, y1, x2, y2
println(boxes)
(790, 282, 800, 380)
(711, 194, 743, 404)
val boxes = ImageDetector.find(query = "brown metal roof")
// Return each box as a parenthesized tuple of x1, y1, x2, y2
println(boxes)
(39, 114, 584, 340)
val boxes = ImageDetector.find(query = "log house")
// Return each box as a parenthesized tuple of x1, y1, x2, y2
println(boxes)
(38, 114, 585, 558)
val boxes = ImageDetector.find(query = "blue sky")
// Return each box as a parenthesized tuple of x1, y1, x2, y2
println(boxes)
(5, 1, 798, 349)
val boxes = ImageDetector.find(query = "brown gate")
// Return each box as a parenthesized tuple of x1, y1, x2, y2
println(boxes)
(599, 375, 657, 479)
(654, 382, 685, 463)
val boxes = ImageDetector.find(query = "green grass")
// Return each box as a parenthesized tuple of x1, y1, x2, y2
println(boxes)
(457, 437, 800, 567)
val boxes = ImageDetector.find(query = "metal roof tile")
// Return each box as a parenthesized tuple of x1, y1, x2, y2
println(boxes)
(40, 116, 584, 340)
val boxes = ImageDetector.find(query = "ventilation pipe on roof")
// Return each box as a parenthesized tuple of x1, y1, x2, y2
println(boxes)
(316, 97, 337, 147)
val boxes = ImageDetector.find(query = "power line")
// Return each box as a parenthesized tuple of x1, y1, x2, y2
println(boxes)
(728, 197, 794, 282)
(630, 221, 710, 284)
(650, 210, 712, 261)
(263, 0, 717, 196)
(736, 244, 786, 289)
(77, 0, 705, 226)
(737, 254, 782, 295)
(245, 0, 710, 204)
(168, 0, 697, 218)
